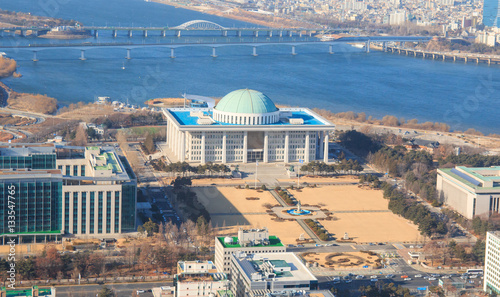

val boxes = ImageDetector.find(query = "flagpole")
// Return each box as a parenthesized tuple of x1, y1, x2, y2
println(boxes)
(297, 166, 300, 188)
(255, 161, 258, 189)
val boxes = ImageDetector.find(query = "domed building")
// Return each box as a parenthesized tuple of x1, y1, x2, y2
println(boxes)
(163, 89, 335, 164)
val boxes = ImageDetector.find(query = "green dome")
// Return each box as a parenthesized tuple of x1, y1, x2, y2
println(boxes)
(215, 89, 278, 114)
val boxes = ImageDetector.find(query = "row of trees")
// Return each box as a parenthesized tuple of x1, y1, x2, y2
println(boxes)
(153, 161, 231, 177)
(299, 160, 363, 175)
(440, 153, 500, 168)
(304, 219, 329, 241)
(382, 182, 446, 237)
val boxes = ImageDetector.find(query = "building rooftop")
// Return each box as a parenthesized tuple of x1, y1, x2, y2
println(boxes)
(167, 108, 330, 127)
(217, 235, 284, 248)
(439, 166, 500, 190)
(215, 89, 278, 114)
(0, 145, 55, 157)
(232, 252, 317, 283)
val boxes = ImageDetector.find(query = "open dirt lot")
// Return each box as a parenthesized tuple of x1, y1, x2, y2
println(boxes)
(301, 251, 380, 269)
(289, 185, 388, 211)
(289, 185, 421, 243)
(322, 212, 420, 243)
(192, 187, 310, 244)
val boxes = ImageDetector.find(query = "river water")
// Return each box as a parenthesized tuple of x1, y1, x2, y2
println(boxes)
(1, 0, 500, 133)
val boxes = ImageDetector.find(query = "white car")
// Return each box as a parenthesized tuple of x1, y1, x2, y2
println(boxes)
(370, 278, 378, 282)
(370, 275, 378, 279)
(414, 274, 422, 278)
(404, 278, 412, 281)
(136, 290, 145, 294)
(428, 277, 436, 281)
(356, 275, 364, 279)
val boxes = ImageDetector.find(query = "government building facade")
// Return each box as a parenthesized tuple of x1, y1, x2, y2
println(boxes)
(163, 89, 335, 164)
(0, 144, 137, 244)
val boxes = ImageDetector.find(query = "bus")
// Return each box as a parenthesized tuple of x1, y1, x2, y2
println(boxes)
(467, 269, 483, 275)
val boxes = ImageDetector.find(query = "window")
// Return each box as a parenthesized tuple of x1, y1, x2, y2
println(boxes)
(81, 165, 85, 176)
(65, 165, 70, 175)
(73, 165, 78, 176)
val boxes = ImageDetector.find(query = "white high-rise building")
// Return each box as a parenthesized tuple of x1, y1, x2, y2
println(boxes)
(484, 231, 500, 294)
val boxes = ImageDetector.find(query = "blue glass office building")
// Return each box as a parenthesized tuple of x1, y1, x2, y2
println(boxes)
(0, 145, 137, 244)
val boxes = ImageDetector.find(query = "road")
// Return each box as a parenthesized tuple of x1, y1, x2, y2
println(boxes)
(55, 281, 172, 297)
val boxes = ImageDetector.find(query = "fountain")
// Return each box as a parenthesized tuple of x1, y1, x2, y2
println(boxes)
(286, 200, 312, 216)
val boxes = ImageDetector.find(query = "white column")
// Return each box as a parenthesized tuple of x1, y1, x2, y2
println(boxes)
(324, 132, 329, 163)
(305, 132, 310, 163)
(201, 132, 206, 164)
(102, 193, 107, 234)
(284, 131, 289, 163)
(222, 132, 227, 163)
(243, 131, 248, 163)
(86, 192, 90, 235)
(180, 132, 185, 162)
(264, 132, 269, 163)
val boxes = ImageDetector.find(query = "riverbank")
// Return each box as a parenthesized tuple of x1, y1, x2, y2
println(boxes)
(151, 0, 317, 29)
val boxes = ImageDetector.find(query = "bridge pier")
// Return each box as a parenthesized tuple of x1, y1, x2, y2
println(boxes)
(365, 41, 370, 53)
(279, 31, 283, 37)
(414, 51, 417, 57)
(268, 31, 273, 37)
(20, 30, 25, 37)
(442, 55, 445, 61)
(170, 48, 175, 59)
(222, 30, 227, 37)
(382, 42, 387, 52)
(94, 30, 98, 38)
(291, 45, 296, 55)
(299, 32, 302, 37)
(237, 30, 242, 37)
(32, 30, 38, 37)
(211, 47, 217, 58)
(252, 46, 257, 57)
(112, 30, 117, 38)
(128, 30, 133, 38)
(422, 53, 425, 59)
(126, 49, 131, 60)
(432, 54, 435, 59)
(308, 31, 312, 37)
(328, 45, 334, 54)
(288, 31, 292, 37)
(254, 31, 259, 38)
(464, 57, 467, 63)
(32, 51, 38, 62)
(176, 30, 181, 37)
(161, 30, 166, 37)
(143, 30, 148, 37)
(488, 58, 491, 65)
(453, 56, 456, 62)
(80, 50, 86, 61)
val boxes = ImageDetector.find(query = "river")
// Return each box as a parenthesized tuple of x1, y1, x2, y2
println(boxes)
(1, 0, 500, 133)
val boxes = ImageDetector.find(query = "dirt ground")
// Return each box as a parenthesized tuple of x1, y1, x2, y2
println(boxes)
(193, 187, 310, 244)
(289, 185, 421, 243)
(289, 185, 388, 211)
(322, 212, 420, 243)
(301, 251, 380, 269)
(0, 243, 63, 255)
(191, 178, 245, 185)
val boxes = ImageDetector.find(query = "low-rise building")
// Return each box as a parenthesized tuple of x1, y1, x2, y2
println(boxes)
(437, 166, 500, 219)
(229, 252, 318, 297)
(175, 261, 228, 297)
(215, 228, 286, 274)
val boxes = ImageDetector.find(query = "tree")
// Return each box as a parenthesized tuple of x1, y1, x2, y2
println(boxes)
(143, 218, 159, 236)
(17, 257, 36, 280)
(87, 253, 105, 276)
(72, 125, 88, 146)
(98, 285, 115, 297)
(144, 133, 155, 154)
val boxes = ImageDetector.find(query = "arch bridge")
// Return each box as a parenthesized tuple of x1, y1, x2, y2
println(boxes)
(172, 20, 227, 30)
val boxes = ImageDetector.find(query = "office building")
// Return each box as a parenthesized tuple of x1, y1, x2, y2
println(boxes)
(484, 231, 500, 294)
(163, 89, 335, 164)
(0, 144, 137, 244)
(437, 166, 500, 219)
(175, 261, 228, 297)
(215, 228, 286, 274)
(229, 252, 318, 297)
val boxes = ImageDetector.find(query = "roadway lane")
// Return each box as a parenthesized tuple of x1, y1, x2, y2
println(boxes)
(55, 281, 172, 297)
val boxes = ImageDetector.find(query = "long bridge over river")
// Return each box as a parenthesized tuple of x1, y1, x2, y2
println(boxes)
(1, 20, 336, 38)
(0, 20, 432, 61)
